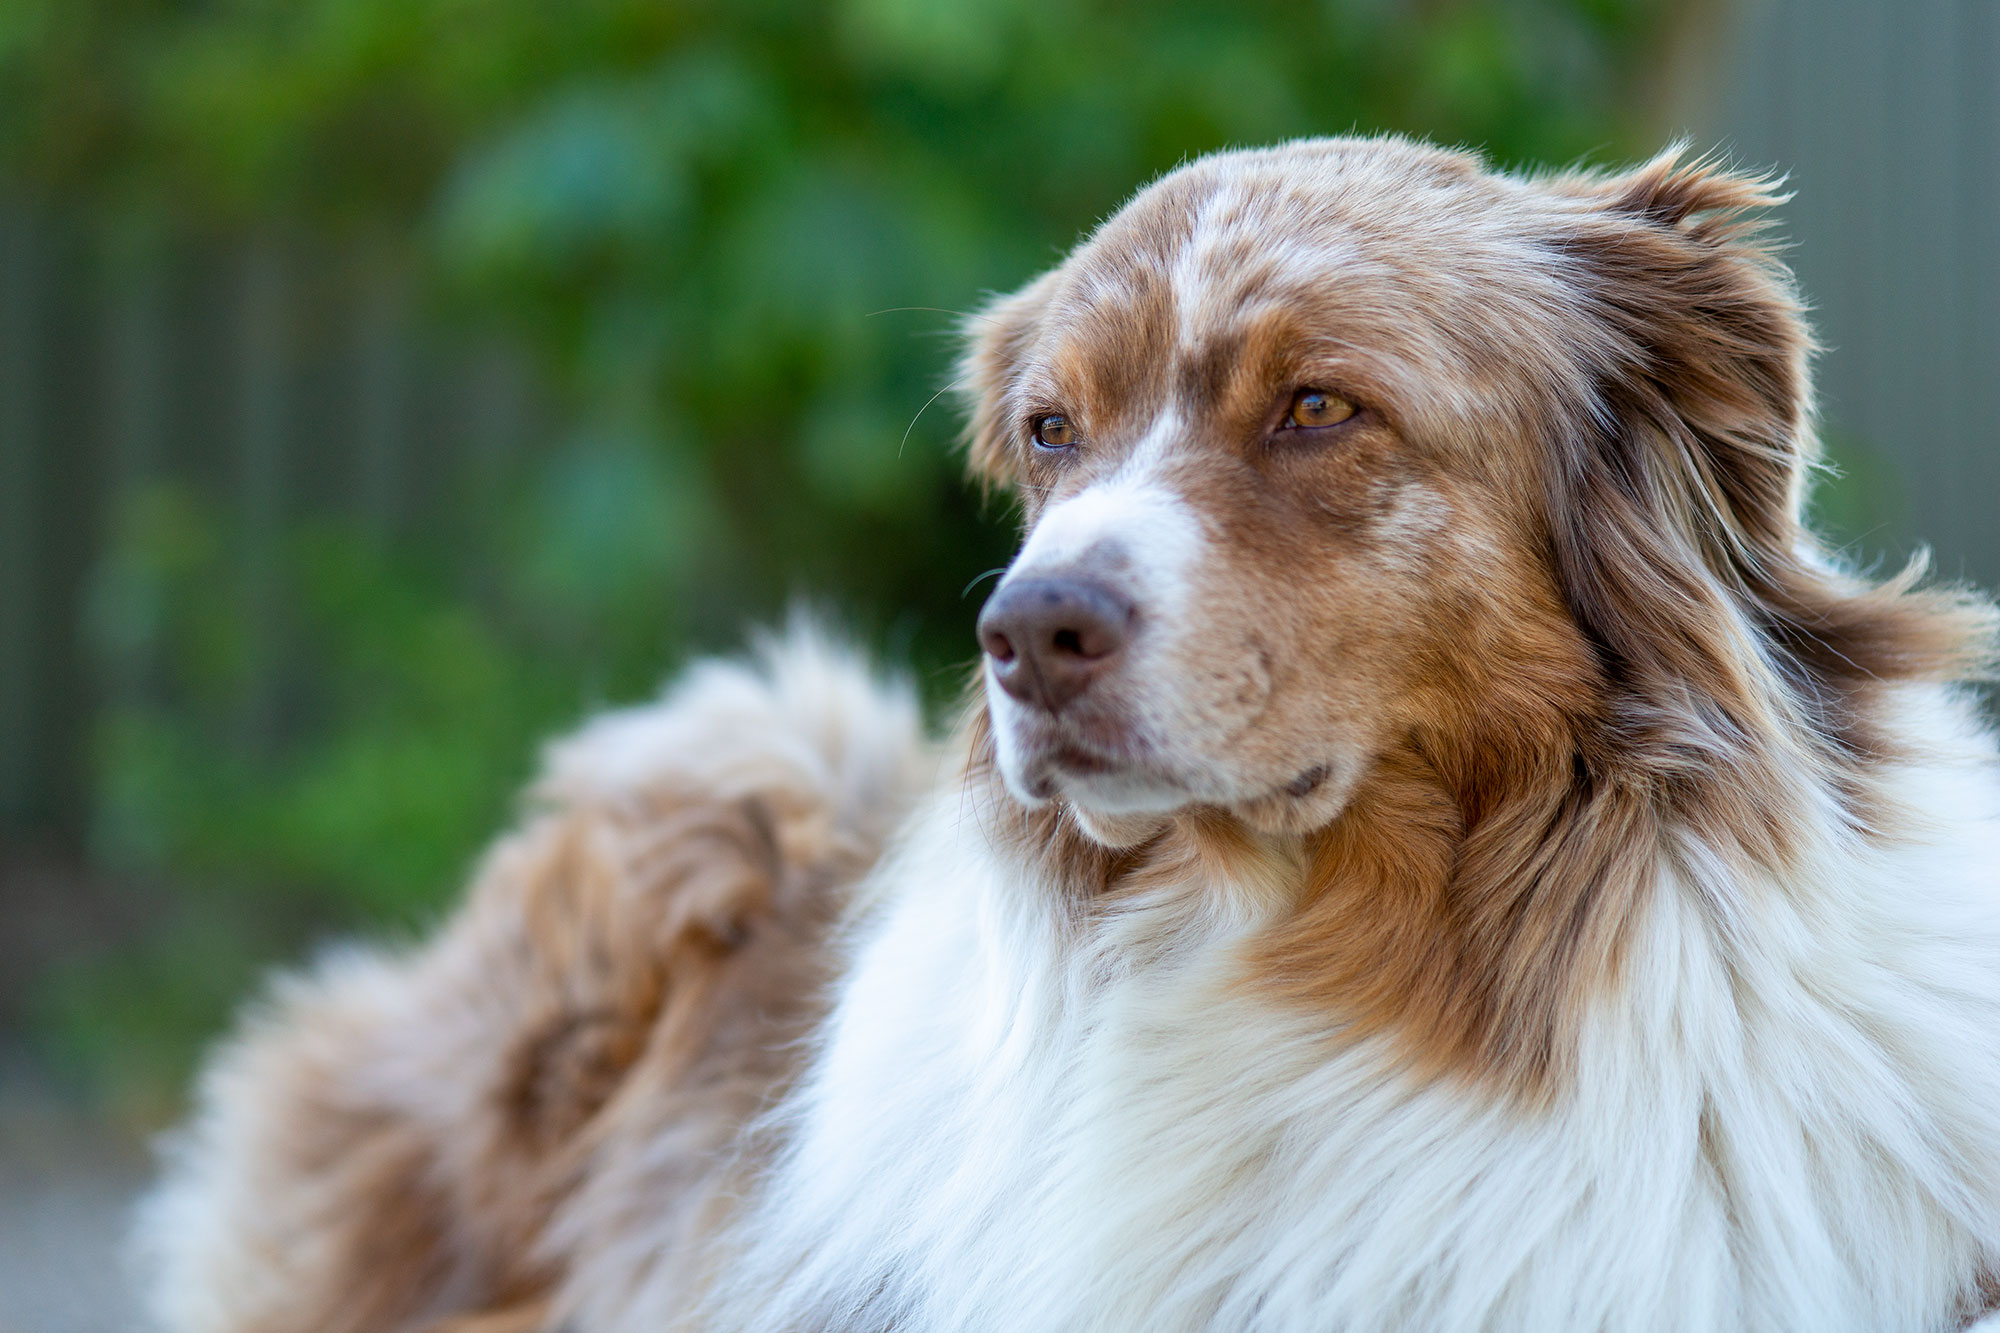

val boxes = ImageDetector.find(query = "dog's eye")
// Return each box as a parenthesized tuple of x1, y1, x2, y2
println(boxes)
(1032, 415, 1077, 450)
(1285, 390, 1357, 430)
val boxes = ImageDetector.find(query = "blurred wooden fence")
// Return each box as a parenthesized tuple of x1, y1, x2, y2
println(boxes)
(1690, 0, 2000, 588)
(0, 204, 546, 846)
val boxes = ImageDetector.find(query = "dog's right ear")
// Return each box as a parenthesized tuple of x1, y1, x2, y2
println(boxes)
(957, 270, 1058, 491)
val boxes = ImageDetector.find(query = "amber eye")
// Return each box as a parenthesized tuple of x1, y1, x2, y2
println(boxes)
(1285, 389, 1357, 429)
(1032, 414, 1077, 450)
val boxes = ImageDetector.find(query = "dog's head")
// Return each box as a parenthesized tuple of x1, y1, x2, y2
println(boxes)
(962, 136, 1985, 850)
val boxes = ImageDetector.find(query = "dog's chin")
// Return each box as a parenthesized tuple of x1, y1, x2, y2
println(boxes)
(991, 719, 1184, 847)
(1046, 769, 1190, 849)
(1065, 804, 1173, 850)
(995, 721, 1362, 849)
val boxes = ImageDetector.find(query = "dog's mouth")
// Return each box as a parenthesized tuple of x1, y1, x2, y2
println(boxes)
(1002, 703, 1342, 824)
(996, 705, 1183, 808)
(986, 650, 1339, 822)
(1018, 735, 1163, 803)
(1282, 764, 1331, 798)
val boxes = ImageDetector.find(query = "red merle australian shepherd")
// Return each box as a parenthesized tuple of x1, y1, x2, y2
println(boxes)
(141, 136, 2000, 1333)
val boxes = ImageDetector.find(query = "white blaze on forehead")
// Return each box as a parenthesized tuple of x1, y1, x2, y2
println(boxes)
(1173, 184, 1239, 353)
(1169, 178, 1365, 360)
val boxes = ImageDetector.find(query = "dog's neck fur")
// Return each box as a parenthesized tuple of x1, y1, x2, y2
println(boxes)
(958, 605, 1877, 1106)
(709, 670, 2000, 1332)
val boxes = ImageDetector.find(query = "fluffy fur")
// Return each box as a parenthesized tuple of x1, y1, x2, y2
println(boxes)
(142, 138, 2000, 1332)
(138, 626, 933, 1332)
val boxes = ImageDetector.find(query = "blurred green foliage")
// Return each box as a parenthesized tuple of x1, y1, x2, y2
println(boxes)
(3, 0, 1678, 1115)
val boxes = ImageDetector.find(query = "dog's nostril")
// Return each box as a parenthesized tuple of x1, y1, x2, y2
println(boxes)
(976, 575, 1134, 713)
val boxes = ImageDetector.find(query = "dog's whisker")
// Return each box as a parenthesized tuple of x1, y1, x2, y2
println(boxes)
(961, 567, 1007, 599)
(866, 305, 1001, 326)
(900, 378, 964, 457)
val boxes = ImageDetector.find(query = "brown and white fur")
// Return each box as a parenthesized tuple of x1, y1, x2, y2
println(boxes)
(140, 137, 2000, 1332)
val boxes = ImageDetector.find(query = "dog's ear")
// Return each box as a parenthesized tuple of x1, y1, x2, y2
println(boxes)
(1534, 149, 1812, 753)
(957, 270, 1059, 491)
(1543, 147, 1992, 782)
(1555, 145, 1811, 577)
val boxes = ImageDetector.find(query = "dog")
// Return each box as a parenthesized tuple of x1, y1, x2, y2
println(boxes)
(138, 136, 2000, 1332)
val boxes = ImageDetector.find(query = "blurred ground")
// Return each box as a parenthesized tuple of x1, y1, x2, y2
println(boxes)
(0, 855, 166, 1330)
(0, 1062, 151, 1333)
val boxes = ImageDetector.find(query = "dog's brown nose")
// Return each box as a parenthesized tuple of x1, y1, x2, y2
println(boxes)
(978, 577, 1133, 713)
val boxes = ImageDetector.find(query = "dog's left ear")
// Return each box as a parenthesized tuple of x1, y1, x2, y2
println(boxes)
(1544, 146, 1993, 763)
(1554, 145, 1811, 578)
(957, 270, 1059, 492)
(1533, 150, 1822, 718)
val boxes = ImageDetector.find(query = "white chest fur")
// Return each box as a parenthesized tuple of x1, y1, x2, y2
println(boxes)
(716, 693, 2000, 1333)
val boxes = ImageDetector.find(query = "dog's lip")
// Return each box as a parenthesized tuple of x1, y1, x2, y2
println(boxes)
(1283, 764, 1330, 798)
(1018, 739, 1131, 801)
(994, 692, 1209, 804)
(1036, 739, 1204, 808)
(1026, 716, 1156, 776)
(1045, 740, 1121, 775)
(1008, 717, 1179, 801)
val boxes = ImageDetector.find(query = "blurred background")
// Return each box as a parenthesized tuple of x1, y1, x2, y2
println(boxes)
(0, 1, 1992, 1326)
